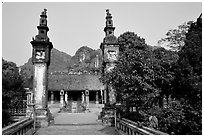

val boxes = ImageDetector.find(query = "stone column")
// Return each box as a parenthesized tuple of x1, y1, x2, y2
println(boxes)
(26, 89, 34, 118)
(100, 89, 103, 104)
(31, 9, 53, 128)
(33, 63, 51, 127)
(65, 91, 68, 105)
(109, 86, 116, 105)
(33, 64, 48, 109)
(26, 90, 32, 105)
(60, 90, 64, 108)
(104, 89, 107, 104)
(51, 91, 54, 104)
(82, 91, 85, 104)
(85, 90, 89, 111)
(96, 91, 99, 104)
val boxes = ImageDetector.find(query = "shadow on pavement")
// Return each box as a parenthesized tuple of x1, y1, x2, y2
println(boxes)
(98, 126, 119, 135)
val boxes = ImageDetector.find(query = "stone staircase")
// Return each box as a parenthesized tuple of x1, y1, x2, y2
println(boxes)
(60, 101, 86, 113)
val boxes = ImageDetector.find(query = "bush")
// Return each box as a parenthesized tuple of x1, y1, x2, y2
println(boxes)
(145, 99, 201, 135)
(2, 109, 12, 127)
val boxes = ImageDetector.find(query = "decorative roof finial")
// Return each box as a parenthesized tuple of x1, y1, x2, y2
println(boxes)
(41, 8, 47, 16)
(106, 9, 111, 16)
(106, 9, 109, 14)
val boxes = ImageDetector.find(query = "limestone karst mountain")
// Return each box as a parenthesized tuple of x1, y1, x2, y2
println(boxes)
(68, 46, 102, 73)
(20, 46, 102, 84)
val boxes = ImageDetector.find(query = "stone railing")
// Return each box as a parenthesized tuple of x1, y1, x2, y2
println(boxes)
(116, 118, 168, 135)
(2, 118, 35, 135)
(8, 108, 26, 122)
(9, 108, 26, 115)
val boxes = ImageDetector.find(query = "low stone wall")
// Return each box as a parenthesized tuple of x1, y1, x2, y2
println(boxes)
(116, 118, 168, 135)
(2, 118, 35, 135)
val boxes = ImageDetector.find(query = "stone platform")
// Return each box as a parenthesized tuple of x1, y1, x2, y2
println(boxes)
(35, 105, 119, 135)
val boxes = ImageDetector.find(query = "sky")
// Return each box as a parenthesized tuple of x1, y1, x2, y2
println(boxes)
(2, 2, 202, 66)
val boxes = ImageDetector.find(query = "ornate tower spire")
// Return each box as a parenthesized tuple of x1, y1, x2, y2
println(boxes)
(104, 9, 115, 37)
(100, 9, 120, 112)
(102, 9, 117, 44)
(30, 9, 53, 127)
(34, 8, 49, 42)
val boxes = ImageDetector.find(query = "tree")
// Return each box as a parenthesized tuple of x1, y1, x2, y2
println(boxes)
(171, 15, 202, 134)
(100, 17, 201, 134)
(152, 47, 178, 107)
(2, 58, 26, 127)
(118, 31, 147, 52)
(158, 21, 193, 51)
(101, 32, 159, 118)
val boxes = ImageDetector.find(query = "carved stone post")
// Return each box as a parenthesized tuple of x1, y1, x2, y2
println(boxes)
(99, 9, 119, 126)
(100, 89, 104, 104)
(60, 90, 64, 108)
(26, 89, 34, 118)
(96, 91, 99, 104)
(51, 91, 54, 104)
(65, 91, 68, 106)
(82, 91, 85, 104)
(85, 90, 89, 112)
(109, 85, 116, 105)
(31, 9, 53, 128)
(104, 89, 107, 104)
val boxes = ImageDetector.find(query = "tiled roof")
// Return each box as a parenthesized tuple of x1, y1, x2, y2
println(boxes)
(48, 74, 104, 91)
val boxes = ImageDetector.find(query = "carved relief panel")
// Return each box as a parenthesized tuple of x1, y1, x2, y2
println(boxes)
(104, 44, 119, 62)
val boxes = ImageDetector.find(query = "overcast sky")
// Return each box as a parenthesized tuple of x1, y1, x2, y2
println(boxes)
(2, 2, 202, 66)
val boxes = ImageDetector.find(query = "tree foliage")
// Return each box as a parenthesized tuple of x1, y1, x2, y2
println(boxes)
(158, 21, 193, 51)
(152, 48, 178, 105)
(170, 15, 202, 134)
(101, 32, 160, 114)
(101, 15, 201, 134)
(2, 58, 26, 127)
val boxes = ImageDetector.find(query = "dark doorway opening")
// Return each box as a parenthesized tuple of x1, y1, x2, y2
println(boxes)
(68, 91, 82, 101)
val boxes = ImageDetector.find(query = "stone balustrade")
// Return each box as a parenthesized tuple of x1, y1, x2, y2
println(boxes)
(2, 118, 35, 135)
(115, 118, 168, 135)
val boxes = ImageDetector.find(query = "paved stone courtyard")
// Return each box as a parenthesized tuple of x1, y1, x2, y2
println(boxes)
(35, 104, 119, 135)
(35, 124, 118, 135)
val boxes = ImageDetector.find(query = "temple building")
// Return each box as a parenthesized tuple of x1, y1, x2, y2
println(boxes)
(47, 74, 104, 104)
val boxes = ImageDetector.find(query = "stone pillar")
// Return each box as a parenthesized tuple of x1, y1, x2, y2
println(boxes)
(26, 90, 32, 105)
(100, 89, 104, 104)
(109, 86, 116, 105)
(33, 63, 51, 127)
(104, 89, 107, 104)
(51, 91, 54, 104)
(65, 91, 68, 105)
(85, 90, 89, 111)
(60, 90, 64, 108)
(31, 9, 53, 128)
(33, 64, 48, 109)
(82, 91, 85, 104)
(99, 9, 119, 127)
(26, 89, 34, 118)
(96, 91, 99, 104)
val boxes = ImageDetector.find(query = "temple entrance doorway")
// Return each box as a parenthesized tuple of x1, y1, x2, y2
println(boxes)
(68, 91, 82, 101)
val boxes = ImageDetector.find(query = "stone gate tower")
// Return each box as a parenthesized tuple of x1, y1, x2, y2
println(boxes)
(100, 9, 119, 105)
(100, 9, 120, 126)
(30, 9, 53, 127)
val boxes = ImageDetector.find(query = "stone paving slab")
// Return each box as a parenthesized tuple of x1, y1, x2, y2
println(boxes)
(54, 112, 98, 125)
(49, 107, 60, 118)
(35, 125, 119, 135)
(36, 104, 119, 135)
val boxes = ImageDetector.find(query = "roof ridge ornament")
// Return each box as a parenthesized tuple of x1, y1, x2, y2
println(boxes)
(106, 9, 112, 19)
(41, 8, 47, 16)
(106, 9, 110, 15)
